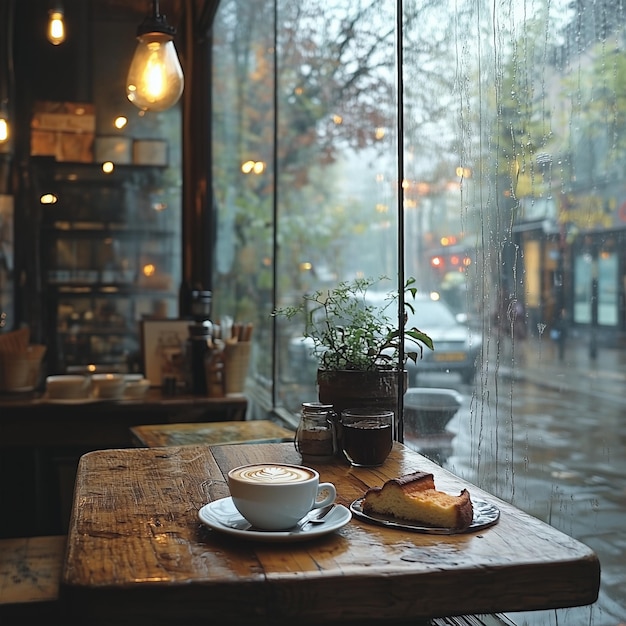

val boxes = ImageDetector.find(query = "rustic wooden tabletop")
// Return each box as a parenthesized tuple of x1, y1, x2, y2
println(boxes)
(61, 441, 600, 626)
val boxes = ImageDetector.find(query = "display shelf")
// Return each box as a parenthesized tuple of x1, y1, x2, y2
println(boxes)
(42, 223, 174, 236)
(34, 157, 181, 373)
(50, 284, 175, 296)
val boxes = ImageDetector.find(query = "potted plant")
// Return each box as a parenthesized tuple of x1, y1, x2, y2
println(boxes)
(274, 276, 434, 419)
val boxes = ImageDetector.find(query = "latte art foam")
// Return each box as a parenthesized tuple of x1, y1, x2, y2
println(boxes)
(232, 464, 314, 484)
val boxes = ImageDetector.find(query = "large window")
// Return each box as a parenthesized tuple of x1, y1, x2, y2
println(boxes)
(211, 2, 626, 624)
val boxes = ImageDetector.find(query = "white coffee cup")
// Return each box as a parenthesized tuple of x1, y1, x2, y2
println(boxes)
(227, 463, 336, 531)
(91, 373, 126, 399)
(46, 375, 91, 400)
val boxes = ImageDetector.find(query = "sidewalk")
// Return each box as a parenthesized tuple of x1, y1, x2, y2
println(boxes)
(490, 334, 626, 404)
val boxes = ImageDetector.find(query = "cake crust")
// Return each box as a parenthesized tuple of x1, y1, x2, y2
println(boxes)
(363, 470, 474, 530)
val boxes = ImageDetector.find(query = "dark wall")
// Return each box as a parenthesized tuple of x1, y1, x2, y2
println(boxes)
(11, 1, 97, 341)
(15, 1, 92, 103)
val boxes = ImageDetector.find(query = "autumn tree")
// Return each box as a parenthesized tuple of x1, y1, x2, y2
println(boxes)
(210, 0, 482, 378)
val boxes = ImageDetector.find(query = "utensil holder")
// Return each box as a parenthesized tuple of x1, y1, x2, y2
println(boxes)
(0, 344, 46, 392)
(223, 342, 251, 395)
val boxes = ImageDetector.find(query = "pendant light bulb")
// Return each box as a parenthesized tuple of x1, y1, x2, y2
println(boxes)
(0, 116, 9, 143)
(0, 100, 9, 145)
(47, 9, 66, 45)
(126, 1, 184, 112)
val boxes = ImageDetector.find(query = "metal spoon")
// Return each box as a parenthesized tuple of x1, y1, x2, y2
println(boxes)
(236, 504, 337, 532)
(300, 503, 336, 526)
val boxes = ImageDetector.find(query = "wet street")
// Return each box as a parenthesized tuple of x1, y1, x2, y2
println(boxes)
(406, 370, 626, 626)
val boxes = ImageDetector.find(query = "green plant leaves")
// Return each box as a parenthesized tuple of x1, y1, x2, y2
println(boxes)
(274, 276, 434, 371)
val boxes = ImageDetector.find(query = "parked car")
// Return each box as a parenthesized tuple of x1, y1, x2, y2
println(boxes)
(403, 294, 481, 385)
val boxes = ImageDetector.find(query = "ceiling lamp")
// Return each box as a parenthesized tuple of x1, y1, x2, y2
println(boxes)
(0, 98, 8, 144)
(47, 5, 66, 46)
(126, 0, 184, 112)
(0, 112, 9, 146)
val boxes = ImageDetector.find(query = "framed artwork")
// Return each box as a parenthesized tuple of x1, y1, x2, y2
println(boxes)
(140, 319, 190, 387)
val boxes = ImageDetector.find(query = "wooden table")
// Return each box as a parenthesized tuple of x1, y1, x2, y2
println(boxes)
(130, 419, 294, 448)
(61, 442, 600, 626)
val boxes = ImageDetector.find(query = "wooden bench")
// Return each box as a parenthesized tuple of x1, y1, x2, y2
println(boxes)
(130, 419, 294, 448)
(0, 535, 66, 625)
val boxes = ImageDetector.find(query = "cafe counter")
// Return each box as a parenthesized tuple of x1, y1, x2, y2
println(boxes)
(0, 389, 247, 448)
(0, 390, 248, 538)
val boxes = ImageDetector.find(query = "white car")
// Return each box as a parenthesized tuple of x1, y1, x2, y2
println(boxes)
(404, 294, 481, 386)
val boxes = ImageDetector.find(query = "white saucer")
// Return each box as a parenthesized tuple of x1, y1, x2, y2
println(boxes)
(41, 396, 104, 405)
(198, 497, 351, 542)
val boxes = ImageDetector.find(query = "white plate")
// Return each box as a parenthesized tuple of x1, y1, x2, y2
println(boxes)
(350, 496, 500, 535)
(198, 497, 351, 542)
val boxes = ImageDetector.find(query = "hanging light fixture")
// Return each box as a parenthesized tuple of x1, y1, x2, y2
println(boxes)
(0, 108, 9, 145)
(47, 4, 66, 46)
(126, 0, 184, 112)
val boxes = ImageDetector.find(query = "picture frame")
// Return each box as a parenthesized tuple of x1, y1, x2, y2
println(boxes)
(140, 319, 190, 387)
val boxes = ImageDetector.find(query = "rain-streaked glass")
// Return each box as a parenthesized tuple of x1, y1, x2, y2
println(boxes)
(211, 1, 625, 623)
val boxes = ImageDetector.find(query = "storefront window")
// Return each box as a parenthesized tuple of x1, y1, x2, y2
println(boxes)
(211, 1, 625, 623)
(598, 249, 618, 326)
(574, 252, 594, 325)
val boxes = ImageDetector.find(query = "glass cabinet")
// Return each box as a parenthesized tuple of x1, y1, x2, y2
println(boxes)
(35, 158, 181, 373)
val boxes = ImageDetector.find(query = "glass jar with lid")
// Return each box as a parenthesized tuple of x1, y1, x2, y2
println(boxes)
(295, 402, 337, 463)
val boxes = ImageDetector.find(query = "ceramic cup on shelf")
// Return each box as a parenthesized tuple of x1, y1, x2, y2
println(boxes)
(227, 463, 336, 531)
(46, 375, 91, 400)
(123, 375, 151, 399)
(340, 408, 393, 467)
(91, 373, 126, 399)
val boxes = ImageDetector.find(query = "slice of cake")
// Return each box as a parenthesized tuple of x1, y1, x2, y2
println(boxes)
(362, 471, 474, 530)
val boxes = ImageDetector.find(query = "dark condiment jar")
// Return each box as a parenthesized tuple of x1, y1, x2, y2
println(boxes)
(187, 320, 213, 395)
(295, 402, 337, 463)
